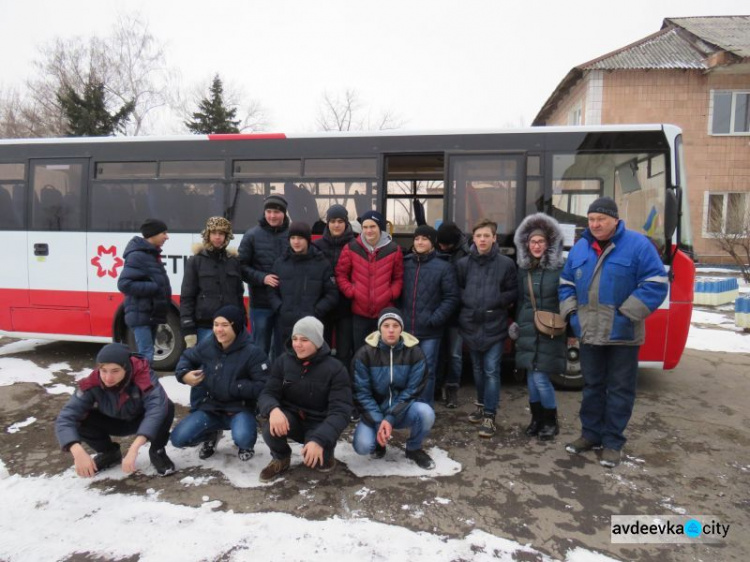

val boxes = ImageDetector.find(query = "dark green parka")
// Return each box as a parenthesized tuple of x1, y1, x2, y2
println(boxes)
(513, 213, 567, 374)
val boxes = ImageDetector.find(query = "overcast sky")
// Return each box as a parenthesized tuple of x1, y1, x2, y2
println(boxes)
(1, 0, 747, 134)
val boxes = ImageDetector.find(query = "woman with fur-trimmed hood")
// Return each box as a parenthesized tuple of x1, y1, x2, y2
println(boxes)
(180, 217, 245, 349)
(511, 213, 566, 441)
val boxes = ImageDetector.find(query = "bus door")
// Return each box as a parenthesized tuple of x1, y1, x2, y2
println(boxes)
(27, 159, 89, 312)
(447, 154, 525, 251)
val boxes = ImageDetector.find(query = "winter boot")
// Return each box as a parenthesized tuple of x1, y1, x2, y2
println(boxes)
(445, 386, 459, 409)
(468, 403, 484, 424)
(537, 408, 559, 442)
(199, 430, 222, 460)
(478, 415, 497, 438)
(93, 444, 122, 473)
(524, 402, 542, 437)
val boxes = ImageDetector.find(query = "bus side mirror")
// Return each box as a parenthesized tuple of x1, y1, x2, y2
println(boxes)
(664, 188, 679, 243)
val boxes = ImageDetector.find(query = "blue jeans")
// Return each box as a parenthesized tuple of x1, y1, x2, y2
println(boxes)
(417, 337, 441, 406)
(132, 325, 157, 365)
(442, 326, 463, 388)
(469, 340, 503, 416)
(352, 401, 435, 453)
(250, 307, 276, 360)
(197, 327, 214, 342)
(578, 344, 640, 451)
(170, 409, 258, 451)
(527, 370, 557, 409)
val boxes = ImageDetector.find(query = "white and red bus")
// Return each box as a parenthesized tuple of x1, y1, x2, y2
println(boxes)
(0, 125, 694, 384)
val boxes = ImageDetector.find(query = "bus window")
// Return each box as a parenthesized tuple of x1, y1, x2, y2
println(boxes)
(448, 155, 520, 241)
(303, 158, 377, 178)
(234, 160, 301, 177)
(385, 180, 444, 234)
(0, 163, 25, 230)
(96, 162, 157, 179)
(31, 162, 85, 231)
(159, 160, 224, 178)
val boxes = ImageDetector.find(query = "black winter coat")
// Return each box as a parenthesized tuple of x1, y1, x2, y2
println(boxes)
(117, 236, 172, 327)
(400, 250, 459, 339)
(313, 223, 354, 318)
(180, 245, 245, 335)
(456, 245, 518, 351)
(438, 234, 470, 324)
(175, 330, 270, 414)
(238, 216, 290, 309)
(258, 343, 352, 450)
(513, 213, 567, 374)
(268, 245, 339, 345)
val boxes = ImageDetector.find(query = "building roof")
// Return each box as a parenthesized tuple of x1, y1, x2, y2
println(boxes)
(533, 16, 750, 125)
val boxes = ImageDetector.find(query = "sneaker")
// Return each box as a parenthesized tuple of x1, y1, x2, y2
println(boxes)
(199, 431, 222, 460)
(445, 386, 458, 409)
(238, 448, 254, 461)
(371, 444, 386, 460)
(405, 448, 436, 470)
(350, 411, 361, 423)
(93, 444, 122, 473)
(478, 416, 496, 438)
(600, 448, 621, 468)
(149, 448, 176, 476)
(316, 457, 337, 473)
(468, 403, 484, 424)
(259, 456, 291, 482)
(565, 436, 602, 454)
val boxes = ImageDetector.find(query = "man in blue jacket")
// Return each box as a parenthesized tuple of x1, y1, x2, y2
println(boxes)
(559, 197, 668, 468)
(352, 308, 436, 470)
(117, 218, 172, 365)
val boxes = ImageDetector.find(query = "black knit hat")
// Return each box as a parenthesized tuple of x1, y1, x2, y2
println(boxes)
(96, 343, 132, 375)
(326, 204, 349, 222)
(289, 221, 312, 244)
(414, 225, 437, 247)
(437, 222, 462, 246)
(213, 305, 247, 335)
(264, 194, 288, 213)
(587, 197, 619, 219)
(140, 218, 168, 239)
(358, 210, 386, 232)
(378, 307, 404, 330)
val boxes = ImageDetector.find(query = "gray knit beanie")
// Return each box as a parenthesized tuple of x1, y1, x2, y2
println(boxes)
(292, 316, 325, 349)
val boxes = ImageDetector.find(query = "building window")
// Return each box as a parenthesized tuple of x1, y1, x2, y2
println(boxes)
(568, 103, 582, 126)
(704, 192, 749, 235)
(710, 91, 750, 135)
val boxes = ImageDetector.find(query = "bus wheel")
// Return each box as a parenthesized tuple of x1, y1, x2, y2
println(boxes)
(550, 346, 584, 390)
(125, 310, 185, 372)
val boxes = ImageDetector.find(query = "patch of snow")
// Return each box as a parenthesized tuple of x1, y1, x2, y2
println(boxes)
(7, 417, 36, 434)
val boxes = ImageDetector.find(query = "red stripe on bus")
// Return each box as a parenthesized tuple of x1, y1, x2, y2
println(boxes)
(207, 133, 287, 141)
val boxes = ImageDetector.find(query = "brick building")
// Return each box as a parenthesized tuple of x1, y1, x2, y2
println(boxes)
(534, 16, 750, 263)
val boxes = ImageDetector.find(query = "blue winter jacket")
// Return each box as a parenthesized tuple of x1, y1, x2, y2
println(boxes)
(353, 331, 427, 427)
(559, 221, 669, 346)
(117, 236, 172, 327)
(175, 329, 270, 413)
(55, 355, 171, 450)
(400, 250, 459, 340)
(238, 216, 290, 309)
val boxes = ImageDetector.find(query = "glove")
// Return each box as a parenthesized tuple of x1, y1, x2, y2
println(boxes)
(508, 322, 520, 341)
(184, 334, 198, 348)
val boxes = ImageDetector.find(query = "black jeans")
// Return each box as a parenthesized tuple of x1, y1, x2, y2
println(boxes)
(352, 314, 378, 355)
(77, 400, 175, 453)
(325, 313, 354, 371)
(262, 408, 335, 463)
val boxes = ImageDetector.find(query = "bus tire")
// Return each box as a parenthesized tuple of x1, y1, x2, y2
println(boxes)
(549, 346, 584, 390)
(125, 309, 185, 372)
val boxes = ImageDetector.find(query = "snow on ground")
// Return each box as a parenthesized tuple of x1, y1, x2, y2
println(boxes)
(0, 469, 621, 562)
(0, 338, 52, 356)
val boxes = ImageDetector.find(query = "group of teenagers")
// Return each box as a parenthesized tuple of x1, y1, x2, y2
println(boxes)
(55, 193, 669, 480)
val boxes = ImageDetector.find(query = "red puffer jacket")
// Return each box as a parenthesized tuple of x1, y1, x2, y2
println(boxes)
(335, 236, 404, 319)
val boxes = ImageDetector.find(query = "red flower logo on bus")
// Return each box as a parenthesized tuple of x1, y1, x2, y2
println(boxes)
(91, 245, 124, 278)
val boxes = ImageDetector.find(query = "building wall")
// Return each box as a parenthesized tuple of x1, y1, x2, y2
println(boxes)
(544, 68, 750, 263)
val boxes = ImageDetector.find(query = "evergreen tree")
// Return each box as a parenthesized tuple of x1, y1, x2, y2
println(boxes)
(57, 80, 135, 136)
(185, 75, 241, 134)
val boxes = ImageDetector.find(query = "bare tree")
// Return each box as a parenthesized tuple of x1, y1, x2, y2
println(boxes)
(0, 12, 172, 138)
(710, 194, 750, 283)
(315, 89, 404, 131)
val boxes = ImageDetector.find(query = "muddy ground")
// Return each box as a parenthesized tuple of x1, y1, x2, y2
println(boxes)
(1, 338, 749, 561)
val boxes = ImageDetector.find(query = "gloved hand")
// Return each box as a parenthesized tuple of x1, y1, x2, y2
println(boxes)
(508, 322, 520, 341)
(184, 334, 198, 348)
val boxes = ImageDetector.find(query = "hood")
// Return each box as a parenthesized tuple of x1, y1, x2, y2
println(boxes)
(364, 330, 420, 349)
(123, 236, 160, 258)
(513, 213, 565, 270)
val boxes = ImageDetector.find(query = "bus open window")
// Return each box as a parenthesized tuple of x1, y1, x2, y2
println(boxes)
(385, 180, 444, 236)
